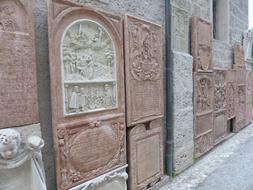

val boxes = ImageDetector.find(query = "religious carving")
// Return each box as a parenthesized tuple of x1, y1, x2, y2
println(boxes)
(233, 45, 245, 69)
(194, 73, 214, 114)
(48, 2, 126, 190)
(124, 15, 163, 125)
(214, 70, 226, 111)
(195, 132, 213, 157)
(0, 128, 47, 190)
(235, 85, 246, 131)
(0, 0, 39, 128)
(127, 119, 164, 190)
(61, 20, 117, 115)
(191, 17, 213, 72)
(57, 119, 125, 190)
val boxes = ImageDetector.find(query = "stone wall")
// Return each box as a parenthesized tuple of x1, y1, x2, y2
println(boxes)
(171, 0, 249, 174)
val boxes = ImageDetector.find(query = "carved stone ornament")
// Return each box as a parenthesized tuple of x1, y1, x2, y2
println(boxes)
(0, 128, 47, 190)
(48, 1, 126, 190)
(61, 19, 117, 115)
(124, 15, 164, 126)
(243, 30, 253, 61)
(226, 70, 236, 119)
(193, 72, 214, 157)
(214, 70, 226, 111)
(235, 85, 246, 132)
(0, 0, 39, 128)
(127, 119, 164, 190)
(214, 110, 227, 145)
(191, 17, 213, 72)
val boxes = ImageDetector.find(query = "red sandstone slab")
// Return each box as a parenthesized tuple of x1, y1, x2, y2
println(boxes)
(214, 110, 227, 145)
(127, 119, 164, 190)
(214, 69, 226, 112)
(0, 0, 39, 128)
(235, 85, 246, 132)
(124, 15, 164, 126)
(191, 17, 213, 72)
(233, 44, 245, 69)
(226, 70, 237, 120)
(48, 1, 126, 189)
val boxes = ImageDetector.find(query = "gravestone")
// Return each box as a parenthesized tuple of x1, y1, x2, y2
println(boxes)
(48, 1, 127, 189)
(124, 15, 164, 189)
(0, 0, 39, 129)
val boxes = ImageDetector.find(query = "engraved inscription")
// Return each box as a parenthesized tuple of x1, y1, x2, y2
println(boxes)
(61, 19, 117, 115)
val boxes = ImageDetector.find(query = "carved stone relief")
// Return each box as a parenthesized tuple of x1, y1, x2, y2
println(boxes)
(226, 70, 236, 119)
(57, 118, 125, 189)
(191, 17, 213, 72)
(61, 19, 117, 115)
(48, 2, 126, 190)
(246, 71, 252, 125)
(127, 119, 164, 190)
(193, 72, 214, 157)
(0, 0, 39, 128)
(214, 70, 226, 111)
(243, 30, 252, 61)
(124, 15, 163, 126)
(0, 128, 47, 190)
(235, 85, 246, 132)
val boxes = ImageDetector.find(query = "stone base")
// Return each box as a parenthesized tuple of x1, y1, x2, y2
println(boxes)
(70, 166, 128, 190)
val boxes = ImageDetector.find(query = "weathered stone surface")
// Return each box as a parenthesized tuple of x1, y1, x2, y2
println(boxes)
(48, 1, 126, 189)
(214, 69, 226, 112)
(70, 166, 128, 190)
(193, 72, 214, 157)
(127, 119, 164, 190)
(124, 15, 164, 126)
(191, 17, 213, 72)
(245, 71, 252, 125)
(213, 40, 233, 69)
(226, 70, 236, 119)
(214, 110, 227, 145)
(0, 0, 39, 128)
(233, 44, 245, 69)
(171, 6, 190, 53)
(235, 85, 246, 132)
(243, 30, 252, 62)
(172, 51, 194, 173)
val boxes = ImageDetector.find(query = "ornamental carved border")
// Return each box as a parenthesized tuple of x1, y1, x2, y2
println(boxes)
(191, 17, 213, 72)
(124, 15, 164, 126)
(127, 119, 164, 190)
(214, 69, 226, 112)
(56, 118, 125, 190)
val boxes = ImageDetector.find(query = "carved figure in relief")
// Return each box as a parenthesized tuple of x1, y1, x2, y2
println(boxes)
(0, 4, 18, 32)
(214, 72, 226, 110)
(129, 22, 160, 81)
(69, 86, 80, 112)
(0, 129, 21, 159)
(197, 78, 211, 112)
(226, 83, 235, 118)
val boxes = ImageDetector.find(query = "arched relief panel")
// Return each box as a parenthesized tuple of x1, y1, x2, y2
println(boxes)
(48, 1, 126, 190)
(0, 0, 39, 129)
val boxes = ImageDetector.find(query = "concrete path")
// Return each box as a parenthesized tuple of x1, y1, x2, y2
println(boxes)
(158, 123, 253, 190)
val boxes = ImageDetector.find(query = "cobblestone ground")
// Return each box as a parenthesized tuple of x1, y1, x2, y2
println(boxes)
(158, 122, 253, 190)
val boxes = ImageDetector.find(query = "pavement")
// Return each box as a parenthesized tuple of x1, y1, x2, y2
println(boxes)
(158, 122, 253, 190)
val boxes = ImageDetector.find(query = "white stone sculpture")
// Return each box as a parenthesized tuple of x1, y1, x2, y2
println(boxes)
(243, 30, 252, 61)
(0, 128, 47, 190)
(61, 19, 117, 115)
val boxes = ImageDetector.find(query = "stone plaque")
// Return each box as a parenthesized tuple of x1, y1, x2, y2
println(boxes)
(48, 1, 126, 189)
(214, 110, 227, 145)
(226, 70, 236, 119)
(0, 0, 39, 128)
(124, 15, 164, 126)
(193, 72, 214, 157)
(191, 17, 213, 72)
(214, 69, 226, 112)
(233, 44, 245, 69)
(235, 85, 246, 132)
(246, 71, 252, 125)
(127, 119, 164, 190)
